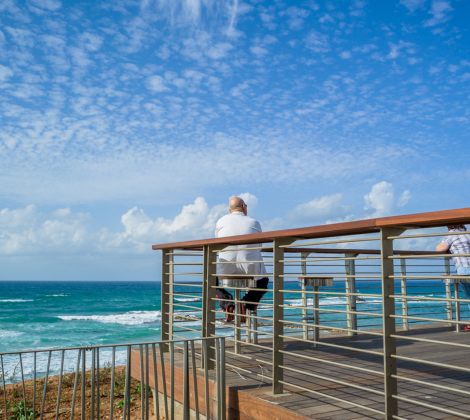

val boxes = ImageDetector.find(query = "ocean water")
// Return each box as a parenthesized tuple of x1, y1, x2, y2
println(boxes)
(1, 280, 468, 383)
(0, 281, 163, 354)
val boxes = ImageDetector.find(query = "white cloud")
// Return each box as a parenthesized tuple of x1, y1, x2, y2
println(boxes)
(147, 75, 170, 92)
(105, 197, 228, 252)
(304, 30, 329, 53)
(30, 0, 61, 11)
(286, 194, 351, 225)
(156, 44, 172, 60)
(79, 32, 103, 52)
(0, 64, 14, 81)
(262, 193, 354, 231)
(42, 34, 66, 53)
(259, 11, 276, 30)
(10, 83, 44, 99)
(68, 46, 92, 67)
(364, 182, 395, 218)
(340, 51, 352, 59)
(179, 31, 234, 61)
(363, 182, 411, 217)
(234, 193, 258, 211)
(141, 0, 246, 37)
(250, 46, 268, 57)
(0, 205, 36, 229)
(0, 199, 225, 255)
(206, 42, 233, 59)
(263, 35, 278, 45)
(281, 6, 310, 30)
(0, 205, 89, 255)
(398, 190, 412, 207)
(400, 0, 427, 12)
(353, 44, 377, 53)
(424, 0, 453, 27)
(0, 185, 417, 260)
(387, 40, 414, 59)
(227, 0, 253, 37)
(5, 27, 35, 48)
(319, 13, 334, 24)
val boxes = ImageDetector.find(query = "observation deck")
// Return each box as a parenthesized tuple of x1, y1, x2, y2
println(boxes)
(151, 207, 470, 420)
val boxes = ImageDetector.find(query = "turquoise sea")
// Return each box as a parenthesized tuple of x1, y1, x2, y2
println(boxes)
(0, 282, 163, 354)
(1, 280, 468, 382)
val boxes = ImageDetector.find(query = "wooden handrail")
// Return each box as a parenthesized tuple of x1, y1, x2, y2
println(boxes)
(176, 247, 438, 255)
(152, 207, 470, 250)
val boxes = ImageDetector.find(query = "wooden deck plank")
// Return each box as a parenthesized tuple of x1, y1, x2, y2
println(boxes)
(131, 324, 470, 419)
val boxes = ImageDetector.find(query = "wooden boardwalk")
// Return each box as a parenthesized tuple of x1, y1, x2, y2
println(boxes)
(131, 324, 470, 420)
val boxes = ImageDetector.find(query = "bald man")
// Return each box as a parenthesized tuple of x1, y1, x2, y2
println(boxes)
(215, 197, 268, 322)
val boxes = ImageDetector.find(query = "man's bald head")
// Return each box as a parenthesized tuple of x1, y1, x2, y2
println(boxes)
(229, 197, 247, 215)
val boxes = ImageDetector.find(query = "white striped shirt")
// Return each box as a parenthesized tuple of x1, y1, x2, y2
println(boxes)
(443, 231, 470, 268)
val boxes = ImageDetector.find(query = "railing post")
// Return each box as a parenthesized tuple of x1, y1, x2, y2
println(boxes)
(169, 252, 174, 341)
(182, 341, 190, 420)
(234, 287, 242, 354)
(253, 307, 258, 344)
(272, 238, 294, 395)
(301, 252, 309, 340)
(455, 283, 461, 333)
(203, 244, 218, 369)
(345, 253, 358, 336)
(400, 258, 409, 331)
(246, 306, 252, 344)
(161, 248, 171, 352)
(220, 338, 226, 420)
(313, 285, 320, 347)
(444, 258, 453, 327)
(380, 227, 404, 419)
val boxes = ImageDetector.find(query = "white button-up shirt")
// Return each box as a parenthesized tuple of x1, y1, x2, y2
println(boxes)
(215, 212, 267, 280)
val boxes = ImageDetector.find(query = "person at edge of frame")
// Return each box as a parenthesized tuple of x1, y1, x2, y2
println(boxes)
(215, 196, 269, 323)
(436, 224, 470, 331)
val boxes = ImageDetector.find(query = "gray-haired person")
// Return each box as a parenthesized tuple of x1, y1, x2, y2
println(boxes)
(436, 224, 470, 331)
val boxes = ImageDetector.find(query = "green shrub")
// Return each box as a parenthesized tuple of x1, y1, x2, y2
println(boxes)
(115, 397, 133, 408)
(7, 400, 38, 420)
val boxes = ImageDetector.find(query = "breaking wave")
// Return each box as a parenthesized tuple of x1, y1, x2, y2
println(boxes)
(0, 299, 34, 302)
(174, 297, 202, 302)
(58, 311, 162, 326)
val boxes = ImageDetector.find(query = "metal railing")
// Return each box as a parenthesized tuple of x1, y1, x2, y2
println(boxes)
(0, 336, 225, 420)
(154, 207, 470, 419)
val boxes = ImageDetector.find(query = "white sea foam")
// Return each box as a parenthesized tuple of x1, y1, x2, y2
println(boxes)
(0, 330, 24, 339)
(0, 299, 34, 302)
(45, 294, 68, 297)
(2, 348, 129, 384)
(58, 310, 162, 325)
(174, 297, 201, 302)
(176, 320, 203, 328)
(287, 297, 347, 307)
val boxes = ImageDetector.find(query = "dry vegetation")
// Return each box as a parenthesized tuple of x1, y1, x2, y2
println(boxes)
(0, 366, 158, 420)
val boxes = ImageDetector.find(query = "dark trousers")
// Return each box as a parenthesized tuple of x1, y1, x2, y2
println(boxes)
(216, 277, 269, 311)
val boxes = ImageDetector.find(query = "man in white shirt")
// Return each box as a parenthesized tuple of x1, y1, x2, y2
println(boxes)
(215, 197, 269, 322)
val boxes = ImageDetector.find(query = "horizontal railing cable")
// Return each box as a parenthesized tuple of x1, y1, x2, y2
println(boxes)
(392, 395, 470, 419)
(278, 380, 385, 416)
(279, 350, 383, 376)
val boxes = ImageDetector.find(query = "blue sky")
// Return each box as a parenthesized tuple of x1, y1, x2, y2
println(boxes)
(0, 0, 469, 280)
